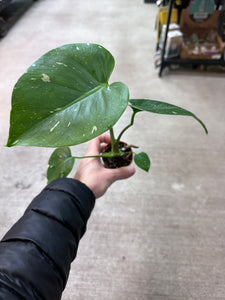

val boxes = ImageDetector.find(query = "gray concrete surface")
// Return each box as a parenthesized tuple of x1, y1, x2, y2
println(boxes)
(0, 1, 225, 299)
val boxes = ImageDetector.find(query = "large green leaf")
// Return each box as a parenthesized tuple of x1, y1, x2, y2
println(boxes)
(47, 147, 75, 183)
(129, 99, 208, 134)
(7, 43, 129, 147)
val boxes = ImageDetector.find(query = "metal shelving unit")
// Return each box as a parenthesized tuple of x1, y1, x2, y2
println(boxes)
(158, 0, 225, 76)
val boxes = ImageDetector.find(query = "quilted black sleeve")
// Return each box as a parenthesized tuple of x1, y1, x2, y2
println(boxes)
(0, 178, 95, 300)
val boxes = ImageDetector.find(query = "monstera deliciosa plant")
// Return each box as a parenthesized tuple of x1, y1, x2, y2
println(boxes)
(7, 43, 208, 183)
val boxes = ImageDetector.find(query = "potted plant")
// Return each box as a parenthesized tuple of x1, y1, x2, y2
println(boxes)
(6, 43, 208, 183)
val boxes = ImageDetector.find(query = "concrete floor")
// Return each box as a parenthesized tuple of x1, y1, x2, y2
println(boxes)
(1, 0, 225, 299)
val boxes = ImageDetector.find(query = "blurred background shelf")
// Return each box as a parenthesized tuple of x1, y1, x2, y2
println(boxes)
(157, 0, 225, 76)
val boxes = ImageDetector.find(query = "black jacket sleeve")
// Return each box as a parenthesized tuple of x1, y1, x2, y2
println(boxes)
(0, 178, 95, 300)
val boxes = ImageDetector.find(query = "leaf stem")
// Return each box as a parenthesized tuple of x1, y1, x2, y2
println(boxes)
(72, 152, 132, 159)
(109, 127, 120, 154)
(117, 110, 137, 142)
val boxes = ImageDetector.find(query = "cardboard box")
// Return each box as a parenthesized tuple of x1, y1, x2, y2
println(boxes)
(180, 8, 224, 59)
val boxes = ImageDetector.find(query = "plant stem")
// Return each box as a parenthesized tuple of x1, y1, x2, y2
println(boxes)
(109, 127, 120, 154)
(72, 152, 131, 159)
(117, 110, 137, 142)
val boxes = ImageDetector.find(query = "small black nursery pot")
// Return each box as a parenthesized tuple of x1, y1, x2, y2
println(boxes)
(102, 141, 133, 169)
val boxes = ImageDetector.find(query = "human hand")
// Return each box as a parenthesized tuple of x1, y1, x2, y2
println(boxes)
(74, 134, 135, 198)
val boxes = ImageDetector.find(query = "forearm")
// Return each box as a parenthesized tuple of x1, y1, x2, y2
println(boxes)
(0, 178, 95, 300)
